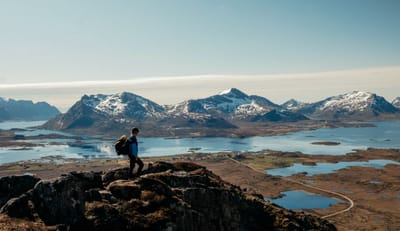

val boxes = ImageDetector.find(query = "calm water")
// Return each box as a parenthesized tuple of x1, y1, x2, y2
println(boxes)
(0, 120, 47, 130)
(0, 120, 400, 164)
(266, 159, 400, 177)
(266, 190, 345, 210)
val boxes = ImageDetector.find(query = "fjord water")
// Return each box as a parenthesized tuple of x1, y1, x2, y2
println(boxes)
(135, 120, 400, 156)
(266, 159, 400, 177)
(0, 120, 400, 164)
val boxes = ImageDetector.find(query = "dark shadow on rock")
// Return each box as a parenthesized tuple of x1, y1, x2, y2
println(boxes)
(0, 175, 40, 208)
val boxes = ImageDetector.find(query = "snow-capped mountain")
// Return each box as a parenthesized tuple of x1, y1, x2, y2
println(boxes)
(43, 92, 237, 135)
(392, 97, 400, 109)
(281, 99, 310, 111)
(166, 100, 208, 115)
(44, 92, 167, 131)
(43, 89, 399, 137)
(319, 91, 395, 112)
(0, 97, 60, 121)
(168, 88, 279, 118)
(81, 92, 166, 119)
(288, 91, 398, 120)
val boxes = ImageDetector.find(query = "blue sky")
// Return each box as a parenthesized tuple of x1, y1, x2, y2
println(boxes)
(0, 0, 399, 110)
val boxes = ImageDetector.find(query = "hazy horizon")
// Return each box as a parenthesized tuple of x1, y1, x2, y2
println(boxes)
(1, 66, 399, 112)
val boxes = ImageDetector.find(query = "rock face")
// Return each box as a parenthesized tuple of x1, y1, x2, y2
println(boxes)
(31, 171, 103, 225)
(250, 109, 309, 122)
(0, 175, 40, 208)
(0, 162, 336, 231)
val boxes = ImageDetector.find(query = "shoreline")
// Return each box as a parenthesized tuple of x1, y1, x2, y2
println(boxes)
(1, 119, 375, 140)
(1, 147, 399, 178)
(0, 119, 382, 165)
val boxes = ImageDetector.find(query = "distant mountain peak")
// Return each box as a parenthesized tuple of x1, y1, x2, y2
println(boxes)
(168, 88, 279, 117)
(281, 99, 307, 111)
(320, 91, 378, 112)
(219, 88, 249, 98)
(341, 90, 375, 99)
(79, 92, 165, 119)
(0, 97, 60, 121)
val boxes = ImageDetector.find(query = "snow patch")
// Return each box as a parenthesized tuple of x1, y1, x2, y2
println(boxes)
(235, 101, 268, 115)
(392, 97, 400, 108)
(95, 94, 127, 115)
(219, 88, 236, 95)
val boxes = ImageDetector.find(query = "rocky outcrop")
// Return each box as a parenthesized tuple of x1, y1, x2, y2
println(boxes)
(31, 171, 103, 225)
(0, 162, 336, 231)
(0, 175, 40, 208)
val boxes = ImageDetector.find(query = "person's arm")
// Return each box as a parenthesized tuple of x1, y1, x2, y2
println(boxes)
(130, 137, 138, 157)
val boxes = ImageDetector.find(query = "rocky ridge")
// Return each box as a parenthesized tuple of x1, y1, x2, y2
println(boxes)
(0, 162, 336, 231)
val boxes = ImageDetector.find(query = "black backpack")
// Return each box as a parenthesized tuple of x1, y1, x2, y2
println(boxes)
(115, 135, 130, 155)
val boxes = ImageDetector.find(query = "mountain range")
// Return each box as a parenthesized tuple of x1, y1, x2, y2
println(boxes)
(0, 97, 60, 122)
(281, 91, 399, 120)
(43, 88, 400, 137)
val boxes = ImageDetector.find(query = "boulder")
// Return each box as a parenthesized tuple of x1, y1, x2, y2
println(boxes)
(0, 192, 35, 220)
(101, 167, 130, 186)
(31, 171, 102, 226)
(0, 175, 40, 208)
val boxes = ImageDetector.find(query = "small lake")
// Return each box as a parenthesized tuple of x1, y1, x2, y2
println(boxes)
(266, 159, 400, 176)
(266, 190, 345, 210)
(0, 120, 400, 164)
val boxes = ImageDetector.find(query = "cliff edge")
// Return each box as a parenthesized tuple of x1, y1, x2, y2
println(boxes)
(0, 162, 336, 231)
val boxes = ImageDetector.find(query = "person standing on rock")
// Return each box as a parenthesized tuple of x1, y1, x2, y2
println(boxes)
(128, 127, 144, 178)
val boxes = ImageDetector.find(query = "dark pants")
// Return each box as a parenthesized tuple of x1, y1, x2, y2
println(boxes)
(129, 155, 144, 177)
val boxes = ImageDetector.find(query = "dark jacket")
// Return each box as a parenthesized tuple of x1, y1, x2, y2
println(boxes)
(127, 136, 138, 157)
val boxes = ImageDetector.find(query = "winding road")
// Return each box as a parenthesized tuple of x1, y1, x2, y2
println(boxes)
(227, 157, 354, 219)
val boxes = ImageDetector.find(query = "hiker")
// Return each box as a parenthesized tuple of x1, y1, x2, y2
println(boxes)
(128, 127, 144, 178)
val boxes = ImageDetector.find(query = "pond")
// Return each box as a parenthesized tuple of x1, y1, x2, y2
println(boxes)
(265, 190, 346, 210)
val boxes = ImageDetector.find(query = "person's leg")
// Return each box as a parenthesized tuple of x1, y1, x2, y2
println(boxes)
(136, 157, 144, 175)
(129, 156, 136, 177)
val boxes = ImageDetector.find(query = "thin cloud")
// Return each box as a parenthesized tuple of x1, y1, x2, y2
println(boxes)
(1, 66, 399, 112)
(1, 66, 399, 90)
(0, 75, 216, 89)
